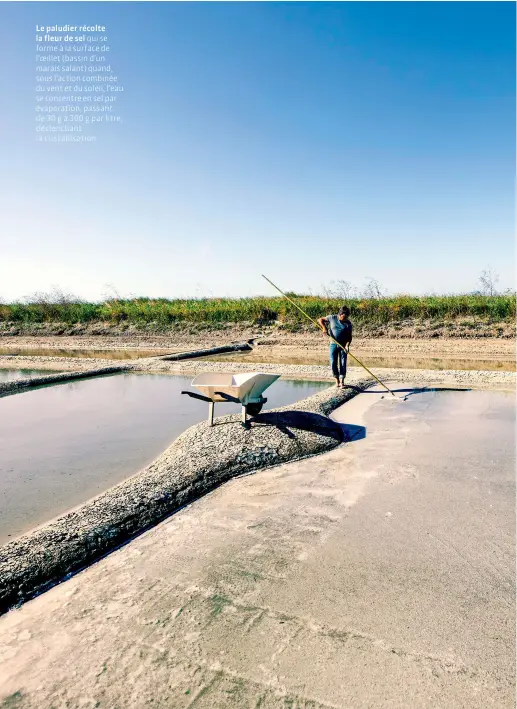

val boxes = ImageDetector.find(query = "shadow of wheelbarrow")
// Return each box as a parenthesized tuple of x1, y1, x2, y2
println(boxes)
(248, 410, 365, 444)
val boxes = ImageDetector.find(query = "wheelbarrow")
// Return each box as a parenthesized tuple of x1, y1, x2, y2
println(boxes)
(181, 372, 280, 427)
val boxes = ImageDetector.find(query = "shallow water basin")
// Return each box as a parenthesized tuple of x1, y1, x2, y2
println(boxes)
(0, 347, 171, 360)
(202, 351, 516, 372)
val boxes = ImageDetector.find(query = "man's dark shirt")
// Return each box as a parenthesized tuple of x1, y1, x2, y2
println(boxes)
(326, 314, 352, 345)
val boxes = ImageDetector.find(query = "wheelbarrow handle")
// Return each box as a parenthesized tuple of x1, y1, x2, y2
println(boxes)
(181, 391, 213, 403)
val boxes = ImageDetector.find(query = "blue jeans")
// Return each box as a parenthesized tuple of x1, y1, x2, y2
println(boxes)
(330, 343, 347, 380)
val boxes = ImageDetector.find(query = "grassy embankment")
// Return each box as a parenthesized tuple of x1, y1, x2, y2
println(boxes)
(0, 294, 515, 338)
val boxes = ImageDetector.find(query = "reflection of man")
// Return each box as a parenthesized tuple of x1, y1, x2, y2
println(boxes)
(317, 306, 352, 387)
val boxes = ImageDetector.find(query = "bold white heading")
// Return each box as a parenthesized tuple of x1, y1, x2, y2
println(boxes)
(36, 25, 106, 33)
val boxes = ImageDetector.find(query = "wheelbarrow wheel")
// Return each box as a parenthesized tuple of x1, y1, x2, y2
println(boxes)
(246, 402, 264, 416)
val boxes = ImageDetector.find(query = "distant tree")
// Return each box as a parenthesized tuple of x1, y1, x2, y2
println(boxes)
(478, 267, 500, 296)
(102, 283, 123, 301)
(362, 277, 386, 299)
(22, 287, 82, 305)
(321, 280, 356, 299)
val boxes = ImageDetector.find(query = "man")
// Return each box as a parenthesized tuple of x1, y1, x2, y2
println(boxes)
(317, 306, 352, 387)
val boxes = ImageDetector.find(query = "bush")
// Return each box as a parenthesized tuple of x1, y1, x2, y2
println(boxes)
(0, 293, 514, 326)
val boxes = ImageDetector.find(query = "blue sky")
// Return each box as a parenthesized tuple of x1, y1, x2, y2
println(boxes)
(1, 1, 515, 300)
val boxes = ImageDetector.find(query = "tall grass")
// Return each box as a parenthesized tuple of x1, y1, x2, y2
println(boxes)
(0, 293, 514, 326)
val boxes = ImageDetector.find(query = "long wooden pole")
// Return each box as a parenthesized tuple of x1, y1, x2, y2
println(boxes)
(261, 274, 397, 397)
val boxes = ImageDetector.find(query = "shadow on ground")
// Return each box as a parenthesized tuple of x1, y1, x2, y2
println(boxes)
(334, 423, 367, 442)
(248, 410, 344, 442)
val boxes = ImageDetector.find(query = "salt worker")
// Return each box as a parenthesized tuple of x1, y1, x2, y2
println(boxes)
(317, 306, 352, 388)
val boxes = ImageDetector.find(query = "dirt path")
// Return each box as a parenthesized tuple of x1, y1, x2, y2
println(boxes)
(1, 386, 514, 708)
